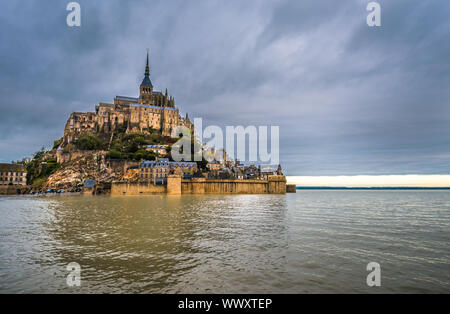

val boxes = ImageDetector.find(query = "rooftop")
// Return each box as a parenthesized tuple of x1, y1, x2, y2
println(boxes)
(146, 145, 167, 149)
(140, 160, 197, 168)
(0, 163, 25, 172)
(140, 76, 153, 87)
(115, 96, 139, 102)
(130, 104, 176, 111)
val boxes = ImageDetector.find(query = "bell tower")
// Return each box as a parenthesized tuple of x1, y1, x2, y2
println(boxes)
(139, 49, 153, 104)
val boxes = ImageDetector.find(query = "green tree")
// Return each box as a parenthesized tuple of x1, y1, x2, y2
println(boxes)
(25, 148, 60, 187)
(106, 149, 123, 159)
(53, 138, 63, 149)
(33, 147, 46, 160)
(74, 133, 103, 150)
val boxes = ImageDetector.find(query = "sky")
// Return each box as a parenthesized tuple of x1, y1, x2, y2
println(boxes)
(1, 0, 450, 181)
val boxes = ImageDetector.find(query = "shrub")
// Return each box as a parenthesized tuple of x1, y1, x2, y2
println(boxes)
(41, 161, 59, 177)
(125, 141, 139, 154)
(110, 142, 122, 152)
(74, 133, 103, 150)
(62, 143, 76, 153)
(114, 123, 128, 135)
(32, 177, 47, 189)
(134, 136, 147, 145)
(53, 138, 63, 149)
(132, 149, 156, 161)
(105, 131, 170, 161)
(25, 148, 60, 187)
(33, 147, 46, 160)
(106, 149, 123, 159)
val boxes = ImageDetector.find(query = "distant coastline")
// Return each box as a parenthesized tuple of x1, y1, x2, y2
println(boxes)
(295, 186, 450, 190)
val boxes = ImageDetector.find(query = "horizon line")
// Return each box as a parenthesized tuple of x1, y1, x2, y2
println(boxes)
(286, 174, 450, 188)
(294, 186, 450, 190)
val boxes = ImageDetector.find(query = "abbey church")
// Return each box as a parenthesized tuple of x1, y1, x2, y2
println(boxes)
(62, 50, 192, 145)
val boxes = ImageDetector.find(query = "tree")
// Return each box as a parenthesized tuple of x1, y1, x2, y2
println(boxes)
(106, 149, 123, 159)
(53, 138, 63, 149)
(33, 147, 46, 160)
(74, 133, 103, 150)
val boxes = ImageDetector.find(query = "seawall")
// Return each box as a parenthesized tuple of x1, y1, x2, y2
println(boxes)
(111, 181, 167, 195)
(286, 184, 297, 193)
(111, 175, 287, 195)
(0, 185, 30, 195)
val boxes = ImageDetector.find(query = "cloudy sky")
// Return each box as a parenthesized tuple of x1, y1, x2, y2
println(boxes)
(1, 0, 449, 177)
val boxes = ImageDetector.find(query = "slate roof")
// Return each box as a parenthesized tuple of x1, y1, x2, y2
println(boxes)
(0, 163, 25, 173)
(115, 96, 139, 102)
(140, 76, 153, 87)
(146, 145, 167, 149)
(140, 160, 197, 168)
(130, 104, 176, 111)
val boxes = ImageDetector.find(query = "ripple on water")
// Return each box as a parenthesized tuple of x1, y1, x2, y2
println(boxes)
(0, 191, 449, 293)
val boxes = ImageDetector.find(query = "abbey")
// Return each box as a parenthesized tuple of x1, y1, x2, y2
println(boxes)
(62, 50, 192, 145)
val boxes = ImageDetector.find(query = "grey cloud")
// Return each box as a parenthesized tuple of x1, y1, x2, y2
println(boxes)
(0, 0, 449, 176)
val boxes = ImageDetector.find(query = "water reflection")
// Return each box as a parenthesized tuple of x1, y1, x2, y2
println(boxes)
(0, 192, 448, 293)
(36, 195, 288, 293)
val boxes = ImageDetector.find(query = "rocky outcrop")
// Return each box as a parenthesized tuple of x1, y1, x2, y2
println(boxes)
(44, 150, 129, 189)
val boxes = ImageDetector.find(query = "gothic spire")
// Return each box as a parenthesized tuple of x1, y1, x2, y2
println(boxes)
(140, 48, 153, 87)
(145, 48, 150, 77)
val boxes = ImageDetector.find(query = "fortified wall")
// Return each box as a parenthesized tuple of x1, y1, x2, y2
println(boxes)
(111, 181, 167, 195)
(111, 175, 287, 195)
(0, 185, 30, 195)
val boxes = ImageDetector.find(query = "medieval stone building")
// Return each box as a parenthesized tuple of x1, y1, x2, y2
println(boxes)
(0, 163, 27, 186)
(62, 50, 192, 145)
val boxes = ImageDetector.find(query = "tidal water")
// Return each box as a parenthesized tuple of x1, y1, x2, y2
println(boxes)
(0, 191, 449, 293)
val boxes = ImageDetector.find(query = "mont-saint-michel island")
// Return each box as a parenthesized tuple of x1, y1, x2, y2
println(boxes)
(2, 1, 450, 297)
(0, 51, 293, 196)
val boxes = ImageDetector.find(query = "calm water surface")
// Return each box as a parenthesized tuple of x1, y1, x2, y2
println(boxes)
(0, 191, 449, 293)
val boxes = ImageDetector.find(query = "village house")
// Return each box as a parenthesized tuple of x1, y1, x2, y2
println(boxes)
(140, 158, 197, 184)
(0, 163, 27, 186)
(145, 145, 168, 156)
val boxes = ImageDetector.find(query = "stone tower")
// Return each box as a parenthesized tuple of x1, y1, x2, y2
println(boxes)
(139, 49, 153, 105)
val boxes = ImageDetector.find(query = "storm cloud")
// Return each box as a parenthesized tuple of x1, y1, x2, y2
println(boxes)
(1, 0, 449, 175)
